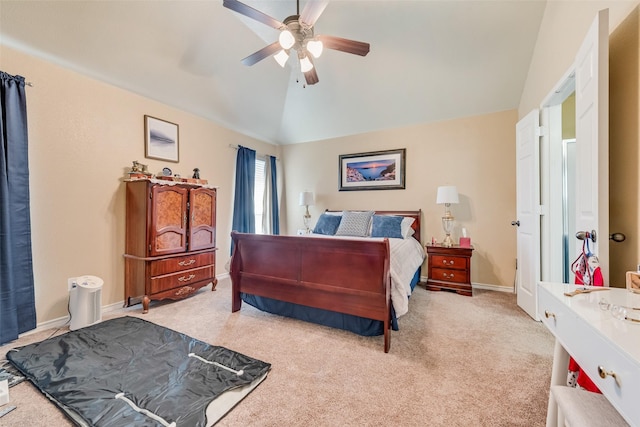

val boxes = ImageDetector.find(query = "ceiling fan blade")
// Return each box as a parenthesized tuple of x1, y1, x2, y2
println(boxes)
(223, 0, 285, 30)
(241, 41, 282, 66)
(304, 67, 319, 86)
(300, 0, 329, 27)
(317, 35, 370, 56)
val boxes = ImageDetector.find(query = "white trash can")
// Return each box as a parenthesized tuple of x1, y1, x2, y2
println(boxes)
(69, 275, 103, 331)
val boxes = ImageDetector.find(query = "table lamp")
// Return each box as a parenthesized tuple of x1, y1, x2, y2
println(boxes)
(299, 191, 315, 232)
(436, 186, 459, 247)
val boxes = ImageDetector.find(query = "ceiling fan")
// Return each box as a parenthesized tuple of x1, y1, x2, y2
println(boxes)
(223, 0, 370, 85)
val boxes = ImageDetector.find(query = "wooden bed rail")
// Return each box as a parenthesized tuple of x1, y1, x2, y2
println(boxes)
(230, 232, 393, 352)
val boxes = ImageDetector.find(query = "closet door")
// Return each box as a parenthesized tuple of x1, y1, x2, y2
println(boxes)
(188, 187, 216, 251)
(149, 184, 188, 256)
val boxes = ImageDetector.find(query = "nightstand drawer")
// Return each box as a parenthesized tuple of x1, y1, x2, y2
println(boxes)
(431, 267, 466, 283)
(430, 255, 466, 270)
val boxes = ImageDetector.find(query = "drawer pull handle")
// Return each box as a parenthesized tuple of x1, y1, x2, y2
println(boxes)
(597, 365, 621, 387)
(442, 260, 454, 265)
(544, 310, 555, 319)
(442, 273, 454, 279)
(178, 274, 196, 282)
(178, 259, 196, 266)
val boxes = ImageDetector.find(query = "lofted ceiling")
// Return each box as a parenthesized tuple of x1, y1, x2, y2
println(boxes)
(0, 0, 546, 145)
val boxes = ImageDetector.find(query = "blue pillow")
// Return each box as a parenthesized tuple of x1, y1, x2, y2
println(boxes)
(371, 215, 403, 238)
(313, 213, 342, 235)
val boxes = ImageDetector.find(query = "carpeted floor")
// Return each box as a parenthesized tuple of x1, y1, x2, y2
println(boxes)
(0, 278, 555, 426)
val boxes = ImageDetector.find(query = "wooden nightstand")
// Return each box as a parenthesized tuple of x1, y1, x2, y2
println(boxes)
(425, 244, 474, 296)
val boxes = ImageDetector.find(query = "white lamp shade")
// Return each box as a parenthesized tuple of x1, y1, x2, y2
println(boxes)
(307, 39, 323, 58)
(299, 56, 314, 73)
(279, 30, 295, 49)
(436, 186, 459, 204)
(274, 50, 289, 67)
(299, 191, 315, 206)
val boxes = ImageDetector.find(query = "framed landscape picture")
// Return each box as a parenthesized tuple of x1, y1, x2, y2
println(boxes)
(145, 115, 179, 163)
(339, 148, 406, 191)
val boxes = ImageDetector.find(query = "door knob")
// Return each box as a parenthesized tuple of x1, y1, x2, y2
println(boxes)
(511, 220, 520, 227)
(610, 232, 626, 242)
(576, 230, 597, 242)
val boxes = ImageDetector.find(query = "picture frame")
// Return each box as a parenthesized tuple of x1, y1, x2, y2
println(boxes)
(144, 115, 179, 163)
(339, 148, 406, 191)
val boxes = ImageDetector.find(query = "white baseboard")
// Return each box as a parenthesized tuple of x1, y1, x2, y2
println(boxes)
(472, 282, 515, 293)
(23, 274, 511, 338)
(22, 275, 229, 338)
(420, 276, 514, 294)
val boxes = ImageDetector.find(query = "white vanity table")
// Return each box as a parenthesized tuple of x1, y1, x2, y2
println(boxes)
(538, 282, 640, 426)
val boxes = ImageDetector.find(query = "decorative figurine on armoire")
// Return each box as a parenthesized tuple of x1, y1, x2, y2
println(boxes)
(192, 168, 200, 179)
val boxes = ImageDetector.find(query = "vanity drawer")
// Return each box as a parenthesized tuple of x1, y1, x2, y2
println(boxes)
(149, 265, 213, 294)
(537, 284, 577, 337)
(150, 252, 213, 276)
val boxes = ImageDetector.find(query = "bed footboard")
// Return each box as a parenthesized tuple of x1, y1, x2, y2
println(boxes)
(229, 232, 392, 352)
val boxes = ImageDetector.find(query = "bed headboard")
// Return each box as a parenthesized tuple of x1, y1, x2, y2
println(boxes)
(325, 209, 422, 244)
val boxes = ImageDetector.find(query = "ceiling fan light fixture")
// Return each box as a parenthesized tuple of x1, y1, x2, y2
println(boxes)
(300, 56, 313, 73)
(279, 30, 295, 50)
(300, 55, 314, 72)
(306, 39, 323, 58)
(274, 50, 289, 67)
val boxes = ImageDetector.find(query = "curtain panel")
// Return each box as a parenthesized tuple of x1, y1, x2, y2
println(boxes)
(231, 145, 256, 243)
(262, 155, 280, 235)
(0, 71, 36, 345)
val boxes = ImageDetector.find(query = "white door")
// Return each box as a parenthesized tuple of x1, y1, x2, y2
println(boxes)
(516, 9, 609, 318)
(574, 9, 609, 284)
(515, 109, 541, 320)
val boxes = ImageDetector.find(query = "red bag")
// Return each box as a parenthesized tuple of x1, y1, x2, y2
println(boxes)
(571, 239, 603, 286)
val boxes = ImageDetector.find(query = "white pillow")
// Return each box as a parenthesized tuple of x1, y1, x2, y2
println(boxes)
(401, 217, 416, 239)
(335, 211, 375, 237)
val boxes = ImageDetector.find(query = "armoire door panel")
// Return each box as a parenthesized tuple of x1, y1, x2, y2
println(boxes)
(150, 185, 188, 256)
(189, 187, 216, 251)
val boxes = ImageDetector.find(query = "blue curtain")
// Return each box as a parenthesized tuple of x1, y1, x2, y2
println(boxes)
(268, 155, 279, 235)
(231, 146, 256, 247)
(0, 71, 36, 345)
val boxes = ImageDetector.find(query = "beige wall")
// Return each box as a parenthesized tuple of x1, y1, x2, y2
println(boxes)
(562, 93, 575, 140)
(281, 110, 518, 289)
(1, 45, 279, 324)
(519, 0, 639, 118)
(610, 6, 640, 282)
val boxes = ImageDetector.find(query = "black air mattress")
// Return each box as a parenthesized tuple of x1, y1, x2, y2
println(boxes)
(6, 316, 271, 426)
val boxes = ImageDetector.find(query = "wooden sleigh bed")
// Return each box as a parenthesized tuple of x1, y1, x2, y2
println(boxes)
(229, 210, 423, 353)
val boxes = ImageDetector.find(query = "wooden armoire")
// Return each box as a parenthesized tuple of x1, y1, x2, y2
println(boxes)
(124, 179, 217, 313)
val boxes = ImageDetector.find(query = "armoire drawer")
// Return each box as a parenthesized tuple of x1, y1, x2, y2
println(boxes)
(149, 265, 214, 294)
(150, 252, 213, 276)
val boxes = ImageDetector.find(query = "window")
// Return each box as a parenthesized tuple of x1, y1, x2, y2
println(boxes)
(254, 157, 266, 234)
